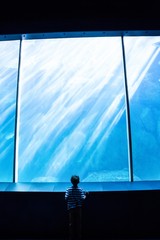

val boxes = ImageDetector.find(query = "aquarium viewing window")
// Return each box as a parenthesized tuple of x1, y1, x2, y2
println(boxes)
(0, 40, 20, 182)
(0, 31, 160, 191)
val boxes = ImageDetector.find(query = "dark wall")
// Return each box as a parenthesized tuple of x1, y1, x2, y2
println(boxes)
(0, 190, 160, 239)
(1, 1, 160, 34)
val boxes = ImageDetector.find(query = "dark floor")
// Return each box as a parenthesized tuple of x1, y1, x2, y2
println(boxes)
(9, 237, 160, 239)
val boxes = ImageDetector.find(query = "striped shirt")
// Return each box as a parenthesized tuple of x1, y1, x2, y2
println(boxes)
(65, 186, 86, 210)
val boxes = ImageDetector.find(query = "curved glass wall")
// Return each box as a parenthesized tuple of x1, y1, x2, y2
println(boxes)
(17, 37, 129, 182)
(124, 36, 160, 181)
(0, 40, 20, 182)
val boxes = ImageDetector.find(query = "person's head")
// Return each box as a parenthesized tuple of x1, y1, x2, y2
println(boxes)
(71, 175, 80, 187)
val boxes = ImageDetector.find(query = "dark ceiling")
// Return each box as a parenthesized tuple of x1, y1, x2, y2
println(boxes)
(0, 0, 160, 35)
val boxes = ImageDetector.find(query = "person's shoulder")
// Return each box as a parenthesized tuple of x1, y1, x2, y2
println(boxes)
(78, 186, 84, 191)
(66, 186, 72, 191)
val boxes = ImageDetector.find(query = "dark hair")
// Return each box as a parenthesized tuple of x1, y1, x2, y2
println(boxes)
(71, 175, 80, 186)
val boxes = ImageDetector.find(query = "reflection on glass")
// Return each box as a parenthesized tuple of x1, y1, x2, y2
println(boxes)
(124, 36, 160, 181)
(18, 37, 129, 182)
(0, 40, 20, 182)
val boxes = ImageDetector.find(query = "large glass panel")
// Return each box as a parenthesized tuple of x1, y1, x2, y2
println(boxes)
(18, 37, 129, 182)
(124, 36, 160, 181)
(0, 40, 20, 182)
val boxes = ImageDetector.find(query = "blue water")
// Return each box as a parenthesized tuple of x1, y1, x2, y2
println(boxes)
(1, 36, 160, 183)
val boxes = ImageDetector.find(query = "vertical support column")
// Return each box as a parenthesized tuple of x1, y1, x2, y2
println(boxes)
(13, 39, 22, 183)
(121, 36, 133, 182)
